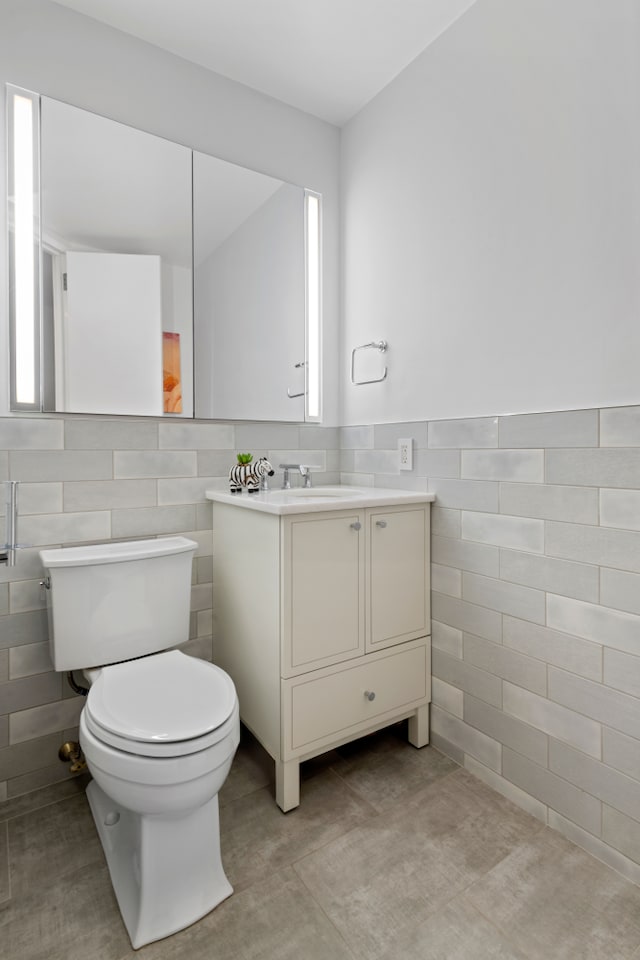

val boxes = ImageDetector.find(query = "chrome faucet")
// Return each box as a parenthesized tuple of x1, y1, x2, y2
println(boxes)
(279, 464, 315, 489)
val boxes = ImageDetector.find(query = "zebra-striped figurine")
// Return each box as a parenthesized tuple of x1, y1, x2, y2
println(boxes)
(228, 457, 275, 494)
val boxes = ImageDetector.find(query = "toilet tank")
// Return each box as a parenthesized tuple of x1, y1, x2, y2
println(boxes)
(39, 537, 197, 672)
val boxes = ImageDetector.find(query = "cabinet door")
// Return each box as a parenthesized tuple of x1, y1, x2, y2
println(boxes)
(367, 506, 429, 652)
(282, 512, 365, 677)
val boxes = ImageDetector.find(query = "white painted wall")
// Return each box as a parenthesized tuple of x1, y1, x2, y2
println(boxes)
(0, 0, 340, 423)
(341, 0, 640, 425)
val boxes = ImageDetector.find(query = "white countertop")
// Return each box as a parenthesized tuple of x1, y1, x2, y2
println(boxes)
(205, 485, 435, 516)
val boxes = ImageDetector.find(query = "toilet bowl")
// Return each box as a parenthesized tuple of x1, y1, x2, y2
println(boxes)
(39, 537, 239, 949)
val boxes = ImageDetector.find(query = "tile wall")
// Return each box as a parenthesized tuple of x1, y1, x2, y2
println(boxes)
(341, 406, 640, 885)
(0, 416, 339, 801)
(3, 406, 640, 888)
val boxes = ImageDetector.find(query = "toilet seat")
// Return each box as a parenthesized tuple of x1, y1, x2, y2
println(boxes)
(84, 650, 237, 759)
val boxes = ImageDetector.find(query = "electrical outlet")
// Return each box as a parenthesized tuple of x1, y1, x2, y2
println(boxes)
(398, 438, 413, 471)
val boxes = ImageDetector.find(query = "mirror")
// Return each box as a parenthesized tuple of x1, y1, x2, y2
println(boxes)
(7, 87, 321, 421)
(193, 152, 305, 421)
(40, 96, 193, 417)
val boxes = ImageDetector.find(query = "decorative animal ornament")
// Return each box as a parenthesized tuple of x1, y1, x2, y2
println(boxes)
(228, 457, 275, 494)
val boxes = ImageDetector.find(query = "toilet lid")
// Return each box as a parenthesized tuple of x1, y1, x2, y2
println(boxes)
(86, 650, 237, 745)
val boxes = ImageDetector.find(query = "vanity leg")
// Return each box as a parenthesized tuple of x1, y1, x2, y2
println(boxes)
(408, 704, 430, 748)
(275, 759, 300, 812)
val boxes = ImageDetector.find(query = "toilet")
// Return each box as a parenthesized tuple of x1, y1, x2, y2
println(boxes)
(39, 536, 240, 950)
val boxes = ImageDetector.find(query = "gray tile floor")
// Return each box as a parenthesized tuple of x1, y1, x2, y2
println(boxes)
(2, 726, 640, 960)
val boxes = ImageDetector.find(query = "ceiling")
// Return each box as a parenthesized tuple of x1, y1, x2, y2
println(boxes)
(52, 0, 477, 125)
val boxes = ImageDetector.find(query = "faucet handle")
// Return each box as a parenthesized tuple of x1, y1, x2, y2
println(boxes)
(298, 465, 314, 488)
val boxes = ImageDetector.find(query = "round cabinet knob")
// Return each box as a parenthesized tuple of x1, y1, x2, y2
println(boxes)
(376, 520, 387, 528)
(364, 690, 376, 702)
(350, 521, 362, 531)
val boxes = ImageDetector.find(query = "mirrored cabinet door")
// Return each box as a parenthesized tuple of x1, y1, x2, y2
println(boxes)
(7, 86, 321, 422)
(40, 95, 193, 417)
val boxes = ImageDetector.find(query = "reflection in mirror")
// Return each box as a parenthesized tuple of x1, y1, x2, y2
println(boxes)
(193, 152, 307, 421)
(8, 86, 322, 422)
(39, 96, 193, 416)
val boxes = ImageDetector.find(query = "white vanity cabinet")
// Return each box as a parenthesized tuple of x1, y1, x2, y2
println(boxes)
(208, 489, 433, 811)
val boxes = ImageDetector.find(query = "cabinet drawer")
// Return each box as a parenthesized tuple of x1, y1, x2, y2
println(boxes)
(282, 641, 429, 759)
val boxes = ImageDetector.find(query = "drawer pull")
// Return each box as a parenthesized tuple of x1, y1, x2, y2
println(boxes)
(375, 520, 387, 528)
(350, 521, 361, 531)
(364, 690, 376, 702)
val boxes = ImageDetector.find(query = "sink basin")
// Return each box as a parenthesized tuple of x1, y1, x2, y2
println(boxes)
(283, 487, 360, 498)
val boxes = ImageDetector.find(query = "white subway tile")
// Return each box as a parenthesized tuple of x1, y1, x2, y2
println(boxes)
(462, 572, 545, 625)
(603, 806, 640, 865)
(502, 748, 601, 835)
(111, 505, 196, 539)
(546, 521, 640, 574)
(158, 422, 234, 450)
(432, 677, 464, 718)
(549, 739, 640, 824)
(601, 568, 640, 616)
(500, 482, 598, 524)
(431, 621, 463, 658)
(9, 697, 84, 744)
(433, 648, 502, 707)
(373, 422, 429, 448)
(547, 593, 640, 655)
(499, 410, 598, 448)
(500, 550, 599, 603)
(603, 648, 640, 698)
(600, 489, 640, 531)
(11, 450, 112, 482)
(547, 449, 640, 488)
(462, 449, 544, 483)
(428, 418, 498, 449)
(603, 728, 640, 781)
(464, 694, 548, 766)
(600, 406, 640, 447)
(503, 682, 601, 758)
(428, 479, 499, 512)
(431, 705, 501, 772)
(65, 419, 157, 450)
(431, 563, 462, 598)
(464, 756, 548, 822)
(431, 593, 502, 643)
(503, 616, 602, 682)
(548, 667, 640, 740)
(339, 426, 373, 449)
(9, 641, 53, 679)
(432, 536, 499, 577)
(19, 511, 111, 547)
(114, 450, 197, 479)
(0, 419, 63, 450)
(9, 579, 46, 615)
(465, 634, 547, 695)
(462, 511, 544, 553)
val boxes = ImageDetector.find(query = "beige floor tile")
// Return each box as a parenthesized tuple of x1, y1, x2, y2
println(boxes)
(329, 727, 459, 812)
(139, 867, 356, 960)
(220, 766, 377, 892)
(293, 813, 468, 960)
(8, 793, 104, 898)
(0, 861, 129, 960)
(466, 827, 640, 959)
(385, 767, 545, 883)
(378, 895, 530, 960)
